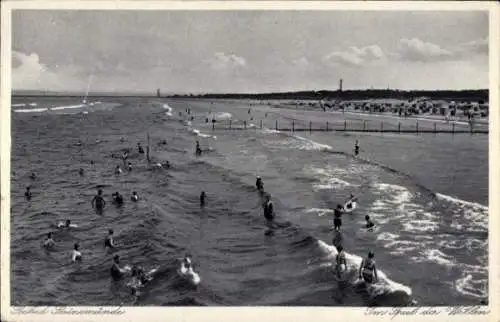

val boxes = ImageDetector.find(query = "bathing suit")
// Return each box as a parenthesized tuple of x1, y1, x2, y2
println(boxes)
(72, 250, 82, 262)
(264, 201, 274, 220)
(104, 236, 114, 248)
(334, 209, 342, 229)
(361, 259, 376, 283)
(110, 263, 123, 281)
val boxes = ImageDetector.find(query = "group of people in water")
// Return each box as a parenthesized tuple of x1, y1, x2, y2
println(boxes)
(255, 169, 378, 285)
(27, 104, 378, 298)
(28, 136, 199, 295)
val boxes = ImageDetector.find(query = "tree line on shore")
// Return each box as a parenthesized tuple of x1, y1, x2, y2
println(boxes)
(168, 89, 488, 103)
(12, 89, 488, 103)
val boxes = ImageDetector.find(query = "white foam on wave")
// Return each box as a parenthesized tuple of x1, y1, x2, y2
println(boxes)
(306, 166, 353, 190)
(436, 193, 487, 211)
(261, 128, 282, 134)
(209, 112, 232, 121)
(305, 208, 334, 217)
(317, 240, 412, 297)
(424, 249, 455, 267)
(292, 134, 333, 151)
(455, 274, 488, 299)
(189, 127, 217, 140)
(162, 103, 173, 116)
(12, 103, 26, 107)
(13, 108, 48, 113)
(369, 183, 488, 300)
(50, 104, 87, 111)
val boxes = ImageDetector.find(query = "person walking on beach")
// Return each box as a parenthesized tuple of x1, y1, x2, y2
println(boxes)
(92, 189, 106, 212)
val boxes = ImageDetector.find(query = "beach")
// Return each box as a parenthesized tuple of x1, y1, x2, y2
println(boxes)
(10, 96, 488, 306)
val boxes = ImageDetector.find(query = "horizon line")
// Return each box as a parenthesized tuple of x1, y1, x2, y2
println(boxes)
(11, 88, 489, 96)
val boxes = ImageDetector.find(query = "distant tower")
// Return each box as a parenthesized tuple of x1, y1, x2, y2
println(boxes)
(339, 79, 343, 92)
(157, 88, 161, 98)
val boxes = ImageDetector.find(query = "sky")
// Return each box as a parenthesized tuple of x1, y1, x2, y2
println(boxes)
(11, 10, 489, 94)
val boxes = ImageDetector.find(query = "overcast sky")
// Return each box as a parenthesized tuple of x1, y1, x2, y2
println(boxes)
(12, 10, 489, 93)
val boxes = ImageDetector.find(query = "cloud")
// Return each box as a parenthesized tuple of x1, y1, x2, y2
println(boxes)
(12, 50, 85, 91)
(397, 38, 453, 62)
(456, 37, 488, 55)
(292, 57, 312, 69)
(323, 45, 385, 66)
(209, 52, 246, 71)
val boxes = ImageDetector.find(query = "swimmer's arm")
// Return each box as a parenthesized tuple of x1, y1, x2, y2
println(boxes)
(358, 260, 364, 278)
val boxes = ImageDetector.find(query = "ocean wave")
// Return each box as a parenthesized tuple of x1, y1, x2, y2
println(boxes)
(209, 112, 233, 121)
(189, 127, 217, 140)
(13, 108, 48, 113)
(305, 208, 334, 217)
(436, 193, 487, 211)
(317, 240, 412, 298)
(305, 166, 354, 190)
(50, 104, 87, 111)
(162, 103, 173, 116)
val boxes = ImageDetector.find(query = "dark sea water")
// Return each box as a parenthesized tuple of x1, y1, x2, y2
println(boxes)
(10, 97, 488, 306)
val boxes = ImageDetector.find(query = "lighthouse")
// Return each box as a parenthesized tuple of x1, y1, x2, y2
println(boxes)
(339, 79, 343, 92)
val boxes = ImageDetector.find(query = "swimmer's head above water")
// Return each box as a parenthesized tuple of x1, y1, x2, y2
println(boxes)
(183, 257, 192, 268)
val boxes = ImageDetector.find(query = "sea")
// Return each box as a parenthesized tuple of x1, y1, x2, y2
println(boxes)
(9, 96, 489, 306)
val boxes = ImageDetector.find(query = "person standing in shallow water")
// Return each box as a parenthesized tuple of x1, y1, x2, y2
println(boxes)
(359, 251, 378, 284)
(200, 191, 206, 207)
(104, 229, 116, 249)
(92, 189, 106, 212)
(333, 204, 343, 232)
(354, 140, 360, 156)
(262, 195, 274, 221)
(256, 176, 264, 191)
(195, 141, 202, 156)
(25, 186, 32, 200)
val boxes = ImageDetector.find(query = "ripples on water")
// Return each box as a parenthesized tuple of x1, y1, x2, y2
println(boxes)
(10, 97, 488, 306)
